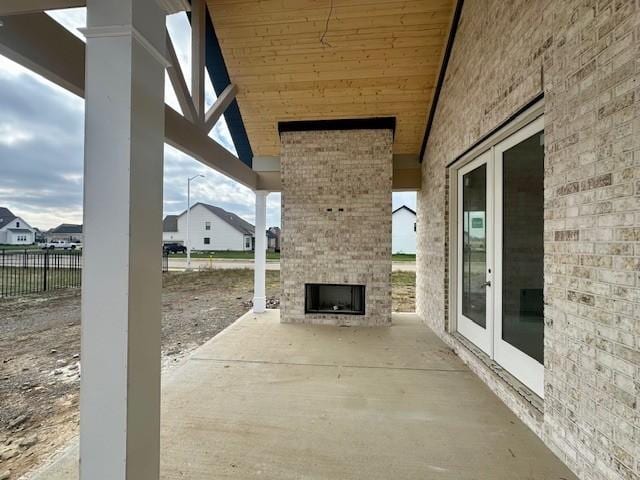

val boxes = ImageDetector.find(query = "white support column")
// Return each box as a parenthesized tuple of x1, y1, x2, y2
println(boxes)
(253, 190, 268, 313)
(80, 1, 166, 479)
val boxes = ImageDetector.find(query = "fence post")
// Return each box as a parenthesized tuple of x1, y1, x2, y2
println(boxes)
(43, 249, 49, 292)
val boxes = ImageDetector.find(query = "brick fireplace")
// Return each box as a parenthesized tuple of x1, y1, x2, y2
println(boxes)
(280, 122, 393, 326)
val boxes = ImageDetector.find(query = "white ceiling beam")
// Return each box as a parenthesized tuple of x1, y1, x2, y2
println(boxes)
(156, 0, 190, 14)
(0, 13, 257, 190)
(0, 13, 85, 96)
(0, 0, 85, 16)
(166, 33, 198, 123)
(204, 83, 237, 132)
(190, 0, 206, 121)
(166, 106, 256, 190)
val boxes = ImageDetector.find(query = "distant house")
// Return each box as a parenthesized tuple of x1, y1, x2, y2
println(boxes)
(163, 203, 255, 251)
(33, 228, 46, 244)
(392, 206, 416, 254)
(0, 207, 36, 245)
(47, 224, 83, 243)
(266, 226, 281, 252)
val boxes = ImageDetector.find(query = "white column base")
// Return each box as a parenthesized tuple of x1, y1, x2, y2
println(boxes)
(253, 296, 266, 313)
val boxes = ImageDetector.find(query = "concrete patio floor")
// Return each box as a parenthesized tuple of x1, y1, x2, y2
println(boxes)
(32, 310, 575, 480)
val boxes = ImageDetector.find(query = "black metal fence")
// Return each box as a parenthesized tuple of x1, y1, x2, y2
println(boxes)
(162, 251, 169, 273)
(0, 249, 82, 297)
(0, 249, 170, 298)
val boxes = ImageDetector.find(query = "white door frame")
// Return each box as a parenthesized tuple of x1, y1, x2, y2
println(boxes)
(449, 101, 545, 398)
(493, 116, 545, 397)
(456, 149, 493, 357)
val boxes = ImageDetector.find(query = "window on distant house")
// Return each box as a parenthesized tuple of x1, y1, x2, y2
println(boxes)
(245, 237, 251, 249)
(205, 221, 211, 231)
(414, 222, 416, 232)
(204, 237, 210, 245)
(16, 221, 20, 228)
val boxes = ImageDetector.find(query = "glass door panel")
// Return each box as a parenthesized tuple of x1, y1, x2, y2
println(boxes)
(462, 165, 487, 328)
(494, 117, 545, 397)
(501, 132, 544, 362)
(457, 151, 492, 356)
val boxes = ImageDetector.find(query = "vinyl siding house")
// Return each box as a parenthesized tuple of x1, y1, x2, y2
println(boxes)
(3, 1, 639, 479)
(0, 207, 36, 245)
(266, 226, 280, 252)
(392, 205, 416, 254)
(163, 202, 255, 251)
(46, 223, 84, 243)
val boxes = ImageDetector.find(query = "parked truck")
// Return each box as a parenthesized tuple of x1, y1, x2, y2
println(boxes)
(41, 240, 82, 250)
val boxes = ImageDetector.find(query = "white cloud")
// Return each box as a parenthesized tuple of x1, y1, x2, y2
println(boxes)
(266, 192, 281, 227)
(61, 173, 83, 185)
(0, 124, 33, 146)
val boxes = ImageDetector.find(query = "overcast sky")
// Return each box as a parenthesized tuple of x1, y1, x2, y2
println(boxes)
(0, 9, 416, 231)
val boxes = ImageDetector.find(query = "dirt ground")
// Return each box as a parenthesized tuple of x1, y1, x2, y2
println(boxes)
(392, 271, 417, 312)
(0, 270, 415, 479)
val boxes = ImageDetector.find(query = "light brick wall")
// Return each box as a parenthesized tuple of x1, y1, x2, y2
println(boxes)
(280, 129, 393, 326)
(416, 1, 639, 479)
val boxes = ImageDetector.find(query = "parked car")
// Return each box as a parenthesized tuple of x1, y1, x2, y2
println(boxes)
(163, 243, 187, 254)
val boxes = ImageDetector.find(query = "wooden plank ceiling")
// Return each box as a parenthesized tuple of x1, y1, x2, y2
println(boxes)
(206, 0, 455, 157)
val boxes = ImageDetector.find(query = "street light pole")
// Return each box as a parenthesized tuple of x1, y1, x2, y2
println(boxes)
(186, 174, 205, 270)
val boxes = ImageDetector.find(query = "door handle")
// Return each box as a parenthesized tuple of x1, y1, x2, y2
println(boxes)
(481, 280, 491, 288)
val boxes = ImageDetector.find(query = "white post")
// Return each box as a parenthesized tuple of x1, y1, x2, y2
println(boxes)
(80, 1, 166, 479)
(186, 177, 191, 269)
(186, 174, 203, 270)
(253, 190, 268, 313)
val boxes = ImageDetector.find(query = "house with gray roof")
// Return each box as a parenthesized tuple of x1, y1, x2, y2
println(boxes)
(46, 223, 84, 243)
(163, 203, 256, 251)
(0, 207, 36, 245)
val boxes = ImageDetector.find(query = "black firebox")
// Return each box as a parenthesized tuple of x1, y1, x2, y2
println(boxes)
(305, 284, 365, 315)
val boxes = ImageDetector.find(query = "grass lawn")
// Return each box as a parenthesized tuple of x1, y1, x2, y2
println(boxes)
(168, 250, 416, 262)
(0, 244, 42, 251)
(391, 270, 416, 285)
(168, 250, 281, 260)
(392, 253, 416, 261)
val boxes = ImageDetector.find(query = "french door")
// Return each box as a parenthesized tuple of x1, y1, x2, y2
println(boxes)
(457, 116, 545, 397)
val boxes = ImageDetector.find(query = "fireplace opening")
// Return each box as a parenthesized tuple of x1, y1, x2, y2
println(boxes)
(305, 284, 365, 315)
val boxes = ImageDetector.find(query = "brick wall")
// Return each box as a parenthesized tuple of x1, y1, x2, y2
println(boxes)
(416, 1, 639, 479)
(280, 129, 393, 326)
